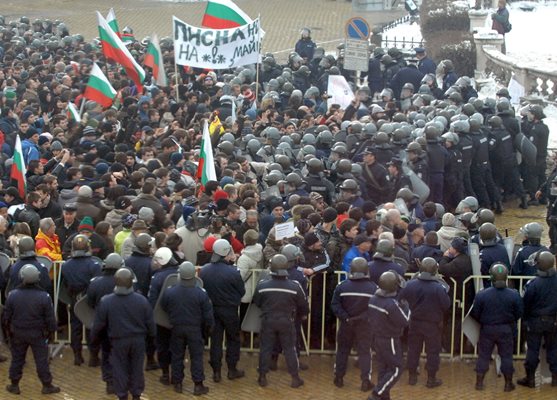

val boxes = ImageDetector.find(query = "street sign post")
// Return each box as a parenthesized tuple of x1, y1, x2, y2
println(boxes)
(345, 17, 371, 40)
(344, 38, 369, 72)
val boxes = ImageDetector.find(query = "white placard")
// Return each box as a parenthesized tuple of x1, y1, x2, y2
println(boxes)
(275, 221, 295, 240)
(327, 75, 355, 110)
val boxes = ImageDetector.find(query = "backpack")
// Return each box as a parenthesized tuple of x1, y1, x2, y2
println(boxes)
(503, 21, 512, 33)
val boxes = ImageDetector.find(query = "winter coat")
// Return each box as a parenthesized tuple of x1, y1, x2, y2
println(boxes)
(237, 243, 263, 303)
(104, 209, 127, 235)
(131, 193, 166, 230)
(437, 226, 467, 252)
(75, 196, 101, 223)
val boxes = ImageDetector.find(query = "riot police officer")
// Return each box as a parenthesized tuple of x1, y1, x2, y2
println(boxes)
(124, 233, 153, 297)
(199, 239, 245, 383)
(368, 239, 405, 285)
(478, 223, 510, 287)
(517, 251, 557, 388)
(6, 236, 51, 293)
(253, 254, 309, 388)
(406, 141, 429, 185)
(161, 262, 213, 395)
(367, 271, 409, 400)
(400, 257, 450, 388)
(86, 253, 123, 394)
(3, 265, 60, 395)
(471, 264, 523, 392)
(91, 268, 156, 400)
(332, 257, 377, 391)
(61, 234, 101, 366)
(425, 125, 448, 203)
(441, 131, 464, 210)
(147, 247, 180, 385)
(305, 158, 335, 205)
(511, 222, 549, 276)
(360, 147, 391, 205)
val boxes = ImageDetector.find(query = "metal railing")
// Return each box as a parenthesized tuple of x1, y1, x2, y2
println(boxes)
(40, 263, 537, 361)
(381, 35, 425, 50)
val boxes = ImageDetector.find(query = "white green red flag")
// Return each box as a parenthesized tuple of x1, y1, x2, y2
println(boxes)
(106, 8, 120, 37)
(202, 0, 252, 29)
(83, 63, 117, 108)
(96, 11, 145, 91)
(66, 102, 81, 123)
(196, 120, 217, 187)
(144, 34, 167, 87)
(11, 135, 27, 198)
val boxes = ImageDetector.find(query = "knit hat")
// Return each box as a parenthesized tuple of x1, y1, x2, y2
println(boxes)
(220, 176, 235, 187)
(267, 196, 283, 211)
(115, 196, 132, 210)
(138, 207, 155, 223)
(122, 213, 137, 229)
(216, 198, 231, 211)
(131, 219, 149, 231)
(296, 219, 312, 235)
(442, 212, 456, 227)
(204, 236, 218, 252)
(243, 229, 259, 246)
(26, 127, 38, 139)
(95, 162, 109, 176)
(21, 110, 34, 123)
(170, 152, 183, 165)
(322, 207, 338, 223)
(354, 234, 372, 246)
(309, 192, 323, 202)
(213, 189, 229, 202)
(304, 232, 319, 247)
(451, 237, 468, 254)
(78, 216, 95, 232)
(83, 126, 97, 136)
(51, 141, 63, 151)
(78, 185, 93, 198)
(38, 135, 50, 146)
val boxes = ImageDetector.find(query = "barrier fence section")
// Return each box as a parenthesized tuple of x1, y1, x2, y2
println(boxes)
(45, 262, 535, 360)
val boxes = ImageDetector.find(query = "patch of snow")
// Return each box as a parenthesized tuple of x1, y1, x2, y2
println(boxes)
(381, 21, 422, 40)
(545, 104, 557, 149)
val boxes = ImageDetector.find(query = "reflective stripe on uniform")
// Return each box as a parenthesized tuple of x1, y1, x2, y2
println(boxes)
(340, 292, 373, 298)
(368, 304, 389, 314)
(258, 288, 297, 295)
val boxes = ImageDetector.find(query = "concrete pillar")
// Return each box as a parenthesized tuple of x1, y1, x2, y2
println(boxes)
(473, 33, 504, 78)
(468, 10, 488, 33)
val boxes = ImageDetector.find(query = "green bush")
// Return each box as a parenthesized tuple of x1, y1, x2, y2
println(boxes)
(421, 6, 470, 35)
(437, 40, 476, 77)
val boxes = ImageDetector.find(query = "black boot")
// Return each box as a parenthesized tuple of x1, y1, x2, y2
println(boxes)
(519, 195, 529, 209)
(291, 375, 304, 388)
(73, 351, 84, 366)
(159, 371, 170, 386)
(258, 373, 268, 387)
(360, 379, 374, 392)
(145, 354, 159, 371)
(41, 383, 61, 394)
(227, 367, 245, 380)
(552, 373, 557, 386)
(426, 372, 442, 388)
(495, 201, 503, 214)
(106, 382, 114, 394)
(6, 380, 20, 395)
(475, 373, 485, 390)
(88, 351, 100, 367)
(504, 374, 515, 392)
(333, 375, 344, 388)
(408, 370, 418, 385)
(213, 369, 221, 383)
(517, 370, 535, 388)
(173, 382, 183, 393)
(193, 382, 209, 396)
(269, 355, 278, 371)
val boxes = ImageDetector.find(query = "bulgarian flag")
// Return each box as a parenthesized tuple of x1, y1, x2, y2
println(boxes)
(11, 135, 27, 199)
(106, 8, 120, 37)
(144, 34, 167, 87)
(83, 63, 117, 108)
(96, 11, 145, 92)
(202, 0, 253, 29)
(121, 32, 135, 45)
(66, 102, 81, 123)
(196, 120, 217, 187)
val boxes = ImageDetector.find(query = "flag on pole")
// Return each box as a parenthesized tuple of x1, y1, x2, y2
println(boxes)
(144, 34, 167, 87)
(96, 11, 145, 92)
(327, 75, 355, 110)
(66, 102, 81, 123)
(106, 8, 120, 37)
(230, 99, 237, 125)
(83, 63, 117, 108)
(11, 135, 27, 199)
(196, 121, 217, 187)
(121, 32, 135, 45)
(202, 0, 252, 29)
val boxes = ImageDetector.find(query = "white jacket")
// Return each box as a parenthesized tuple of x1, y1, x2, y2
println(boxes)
(237, 243, 263, 303)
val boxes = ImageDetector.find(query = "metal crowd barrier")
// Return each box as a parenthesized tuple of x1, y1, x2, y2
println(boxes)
(39, 262, 536, 361)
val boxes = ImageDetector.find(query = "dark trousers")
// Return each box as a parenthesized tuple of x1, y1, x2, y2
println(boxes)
(272, 316, 303, 358)
(462, 168, 475, 198)
(170, 325, 205, 384)
(476, 324, 514, 375)
(407, 319, 442, 374)
(69, 306, 86, 353)
(524, 318, 557, 373)
(471, 164, 499, 207)
(372, 336, 403, 399)
(259, 316, 299, 376)
(110, 336, 145, 398)
(428, 173, 444, 204)
(334, 319, 372, 381)
(9, 330, 53, 384)
(100, 332, 112, 383)
(210, 305, 241, 371)
(156, 325, 172, 372)
(494, 161, 525, 198)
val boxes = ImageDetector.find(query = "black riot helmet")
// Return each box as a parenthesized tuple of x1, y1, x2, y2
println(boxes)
(419, 257, 438, 275)
(378, 271, 400, 293)
(349, 257, 370, 280)
(479, 223, 498, 247)
(269, 254, 289, 276)
(489, 263, 508, 289)
(536, 251, 555, 274)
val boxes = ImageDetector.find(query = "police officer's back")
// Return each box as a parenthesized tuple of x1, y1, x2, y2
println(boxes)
(478, 223, 510, 285)
(61, 234, 101, 296)
(124, 233, 153, 297)
(6, 236, 51, 293)
(368, 239, 405, 285)
(511, 222, 549, 276)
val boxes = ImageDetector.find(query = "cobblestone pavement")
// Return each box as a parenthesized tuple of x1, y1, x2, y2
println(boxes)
(2, 0, 403, 62)
(0, 346, 556, 399)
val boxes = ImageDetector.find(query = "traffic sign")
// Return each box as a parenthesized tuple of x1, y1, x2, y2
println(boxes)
(343, 39, 369, 72)
(345, 17, 370, 40)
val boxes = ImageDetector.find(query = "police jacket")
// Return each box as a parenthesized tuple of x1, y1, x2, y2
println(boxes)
(361, 161, 390, 203)
(458, 134, 474, 167)
(287, 266, 308, 295)
(528, 121, 549, 164)
(511, 243, 549, 276)
(409, 244, 443, 272)
(499, 111, 520, 138)
(61, 255, 101, 295)
(409, 155, 429, 184)
(470, 286, 523, 325)
(368, 258, 405, 285)
(400, 273, 450, 323)
(470, 131, 490, 167)
(3, 285, 57, 332)
(253, 276, 309, 320)
(479, 243, 510, 276)
(86, 271, 116, 308)
(445, 147, 463, 182)
(92, 290, 156, 341)
(148, 263, 179, 308)
(331, 278, 377, 320)
(305, 173, 335, 205)
(7, 257, 52, 293)
(418, 57, 436, 75)
(488, 126, 515, 165)
(161, 283, 214, 328)
(368, 290, 410, 337)
(523, 273, 557, 320)
(426, 142, 448, 174)
(199, 261, 245, 307)
(125, 252, 153, 297)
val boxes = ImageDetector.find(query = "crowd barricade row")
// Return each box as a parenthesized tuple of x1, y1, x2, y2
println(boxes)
(42, 262, 534, 359)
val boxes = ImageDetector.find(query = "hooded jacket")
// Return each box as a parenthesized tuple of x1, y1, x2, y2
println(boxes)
(237, 243, 263, 303)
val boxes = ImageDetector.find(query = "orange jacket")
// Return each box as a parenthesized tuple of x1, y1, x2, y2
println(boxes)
(35, 230, 62, 279)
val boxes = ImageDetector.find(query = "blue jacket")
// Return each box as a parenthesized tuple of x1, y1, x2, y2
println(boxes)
(253, 276, 308, 319)
(511, 243, 549, 276)
(3, 285, 56, 332)
(147, 265, 179, 308)
(86, 271, 116, 308)
(418, 57, 437, 75)
(161, 283, 214, 328)
(199, 261, 245, 307)
(61, 256, 101, 295)
(342, 246, 371, 273)
(331, 278, 377, 320)
(523, 273, 557, 321)
(7, 257, 52, 293)
(479, 243, 510, 279)
(400, 275, 450, 323)
(368, 292, 410, 337)
(125, 252, 153, 297)
(21, 138, 40, 166)
(470, 286, 523, 325)
(368, 258, 405, 286)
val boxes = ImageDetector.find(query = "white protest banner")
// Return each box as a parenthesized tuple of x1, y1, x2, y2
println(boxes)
(327, 75, 354, 110)
(173, 16, 262, 70)
(274, 221, 295, 240)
